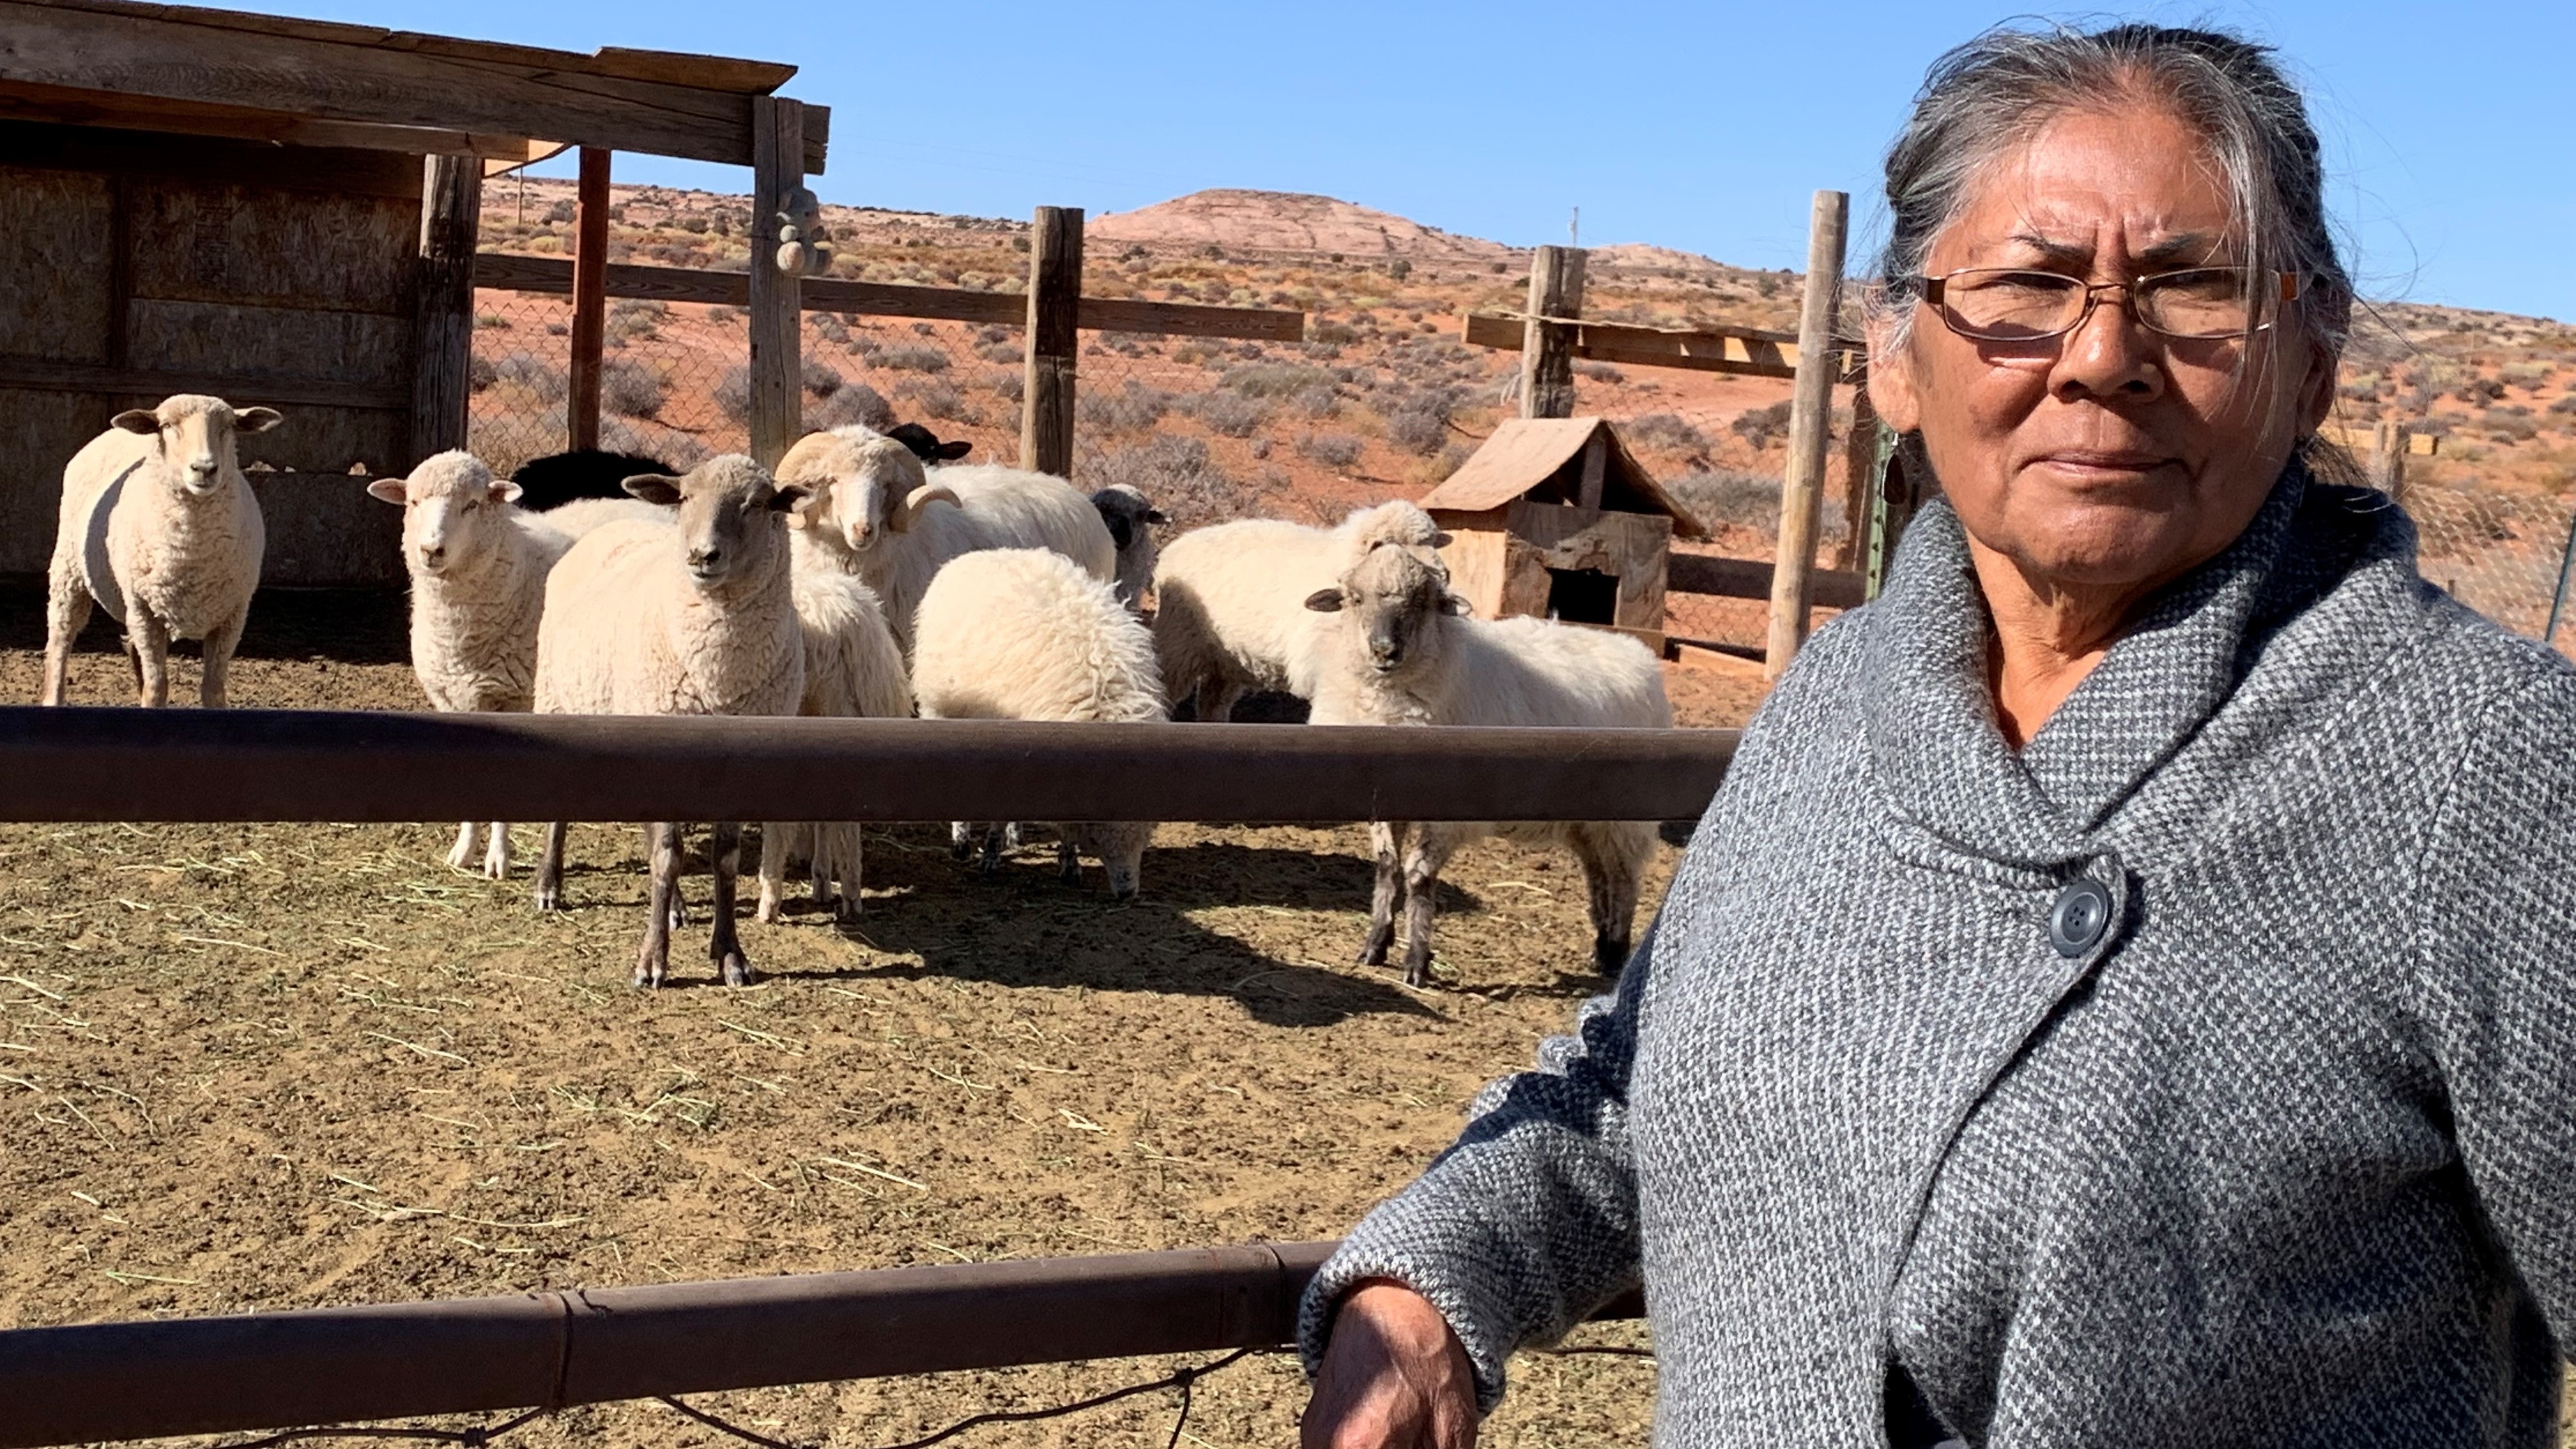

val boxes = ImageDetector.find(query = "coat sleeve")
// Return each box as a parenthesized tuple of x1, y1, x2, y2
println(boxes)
(2413, 661, 2576, 1342)
(1294, 915, 1657, 1412)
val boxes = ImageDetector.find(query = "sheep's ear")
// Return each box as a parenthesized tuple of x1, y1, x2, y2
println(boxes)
(933, 440, 972, 461)
(1428, 530, 1453, 548)
(766, 483, 813, 514)
(111, 410, 160, 435)
(622, 475, 684, 506)
(1303, 588, 1345, 613)
(1442, 592, 1472, 616)
(1144, 507, 1169, 525)
(896, 483, 961, 531)
(235, 407, 284, 434)
(365, 477, 411, 505)
(487, 480, 523, 505)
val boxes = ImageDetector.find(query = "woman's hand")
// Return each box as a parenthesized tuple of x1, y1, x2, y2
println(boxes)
(1300, 1280, 1480, 1449)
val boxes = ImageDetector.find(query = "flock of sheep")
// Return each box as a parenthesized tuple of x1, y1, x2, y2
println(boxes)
(38, 394, 1673, 989)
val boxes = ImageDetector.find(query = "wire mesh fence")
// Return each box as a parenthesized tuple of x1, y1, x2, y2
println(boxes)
(2407, 484, 2576, 647)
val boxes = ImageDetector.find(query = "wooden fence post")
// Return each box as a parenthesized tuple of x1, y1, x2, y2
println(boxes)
(567, 146, 611, 454)
(2370, 418, 2412, 505)
(1832, 383, 1878, 571)
(409, 153, 481, 465)
(1763, 190, 1851, 683)
(748, 99, 806, 470)
(1022, 205, 1083, 476)
(1521, 245, 1586, 419)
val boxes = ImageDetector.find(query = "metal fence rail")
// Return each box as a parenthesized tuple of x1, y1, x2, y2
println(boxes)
(0, 709, 1737, 825)
(0, 1241, 1643, 1448)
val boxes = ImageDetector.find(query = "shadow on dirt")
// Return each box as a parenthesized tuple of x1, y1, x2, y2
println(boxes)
(0, 579, 409, 666)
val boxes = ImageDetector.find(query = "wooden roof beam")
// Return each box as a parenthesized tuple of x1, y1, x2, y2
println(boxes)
(0, 1, 829, 172)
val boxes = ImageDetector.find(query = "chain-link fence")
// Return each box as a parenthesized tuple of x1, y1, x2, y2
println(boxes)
(2407, 484, 2576, 646)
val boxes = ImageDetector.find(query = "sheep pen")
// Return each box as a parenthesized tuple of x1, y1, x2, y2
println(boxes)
(0, 588, 1781, 1448)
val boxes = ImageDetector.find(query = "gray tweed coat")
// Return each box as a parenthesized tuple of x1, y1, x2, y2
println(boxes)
(1300, 468, 2576, 1446)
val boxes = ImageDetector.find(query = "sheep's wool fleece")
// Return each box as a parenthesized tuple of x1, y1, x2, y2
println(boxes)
(1301, 469, 2576, 1446)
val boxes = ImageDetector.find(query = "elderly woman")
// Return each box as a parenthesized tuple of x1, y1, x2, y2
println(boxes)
(1298, 22, 2575, 1449)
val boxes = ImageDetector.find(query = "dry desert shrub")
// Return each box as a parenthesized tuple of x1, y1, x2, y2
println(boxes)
(1575, 360, 1626, 383)
(1665, 469, 1782, 532)
(1732, 400, 1795, 450)
(1623, 411, 1710, 454)
(1189, 392, 1269, 438)
(806, 381, 893, 433)
(497, 356, 568, 403)
(1300, 432, 1365, 470)
(1223, 362, 1337, 398)
(1078, 381, 1174, 434)
(599, 358, 664, 420)
(895, 378, 973, 423)
(879, 345, 952, 373)
(987, 371, 1025, 402)
(1083, 435, 1260, 529)
(802, 358, 847, 397)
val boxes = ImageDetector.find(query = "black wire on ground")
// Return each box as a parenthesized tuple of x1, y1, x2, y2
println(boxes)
(658, 1345, 1281, 1449)
(216, 1408, 550, 1449)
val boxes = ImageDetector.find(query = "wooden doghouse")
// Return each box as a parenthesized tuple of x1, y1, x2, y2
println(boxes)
(1416, 417, 1706, 651)
(0, 1, 823, 586)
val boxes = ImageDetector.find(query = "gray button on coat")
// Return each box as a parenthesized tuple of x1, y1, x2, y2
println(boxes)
(1300, 467, 2576, 1446)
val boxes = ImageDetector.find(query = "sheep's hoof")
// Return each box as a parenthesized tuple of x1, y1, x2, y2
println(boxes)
(949, 834, 972, 862)
(1403, 954, 1433, 990)
(1593, 937, 1630, 978)
(718, 951, 755, 988)
(533, 887, 563, 912)
(482, 857, 509, 882)
(755, 893, 784, 924)
(1356, 924, 1394, 967)
(632, 953, 666, 990)
(832, 896, 864, 926)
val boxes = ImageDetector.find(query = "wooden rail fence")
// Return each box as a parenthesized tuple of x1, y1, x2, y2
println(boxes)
(0, 709, 1696, 1445)
(0, 1241, 1643, 1448)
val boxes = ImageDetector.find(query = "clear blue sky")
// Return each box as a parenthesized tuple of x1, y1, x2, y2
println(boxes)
(261, 1, 2570, 319)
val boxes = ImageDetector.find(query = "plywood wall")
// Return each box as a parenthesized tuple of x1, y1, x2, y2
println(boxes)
(0, 122, 418, 586)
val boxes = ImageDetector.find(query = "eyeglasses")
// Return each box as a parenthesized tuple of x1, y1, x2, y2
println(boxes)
(1910, 265, 2301, 342)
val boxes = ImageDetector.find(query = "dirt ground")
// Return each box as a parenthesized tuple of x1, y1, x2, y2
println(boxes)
(0, 589, 1702, 1448)
(8, 593, 2564, 1449)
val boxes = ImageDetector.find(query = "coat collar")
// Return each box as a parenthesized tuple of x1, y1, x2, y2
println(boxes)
(1859, 466, 2320, 866)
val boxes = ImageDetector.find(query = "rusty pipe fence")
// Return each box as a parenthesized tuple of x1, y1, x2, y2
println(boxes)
(0, 707, 1717, 1445)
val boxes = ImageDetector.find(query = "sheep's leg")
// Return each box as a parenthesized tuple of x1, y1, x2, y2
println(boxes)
(1057, 832, 1081, 885)
(1570, 825, 1646, 978)
(198, 606, 247, 709)
(482, 822, 512, 881)
(1358, 821, 1407, 967)
(826, 824, 863, 923)
(534, 822, 570, 911)
(129, 609, 172, 708)
(1399, 828, 1462, 989)
(978, 825, 1005, 877)
(448, 822, 484, 871)
(756, 822, 793, 923)
(950, 821, 974, 861)
(634, 822, 678, 988)
(40, 566, 89, 706)
(1195, 680, 1245, 724)
(707, 822, 751, 986)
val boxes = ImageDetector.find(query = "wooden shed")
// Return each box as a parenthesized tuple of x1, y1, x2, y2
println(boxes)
(0, 0, 824, 587)
(1416, 416, 1706, 649)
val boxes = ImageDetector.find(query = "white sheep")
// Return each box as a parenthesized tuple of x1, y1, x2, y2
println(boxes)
(1150, 500, 1448, 722)
(42, 394, 280, 708)
(1089, 484, 1166, 611)
(910, 547, 1165, 898)
(531, 455, 809, 988)
(756, 555, 913, 925)
(365, 450, 668, 879)
(1303, 540, 1671, 987)
(773, 426, 1114, 650)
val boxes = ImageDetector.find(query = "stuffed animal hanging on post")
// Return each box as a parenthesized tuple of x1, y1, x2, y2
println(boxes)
(774, 187, 832, 276)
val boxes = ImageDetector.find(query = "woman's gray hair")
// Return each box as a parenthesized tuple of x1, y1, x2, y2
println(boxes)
(1871, 23, 2352, 359)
